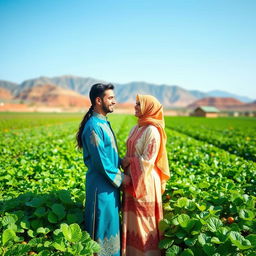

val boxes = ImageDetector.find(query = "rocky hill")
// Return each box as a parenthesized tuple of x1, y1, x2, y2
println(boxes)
(0, 75, 254, 108)
(187, 97, 255, 111)
(16, 84, 90, 108)
(0, 88, 13, 100)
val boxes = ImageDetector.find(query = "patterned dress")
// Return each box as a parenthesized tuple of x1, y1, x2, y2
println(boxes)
(122, 125, 163, 256)
(82, 112, 123, 256)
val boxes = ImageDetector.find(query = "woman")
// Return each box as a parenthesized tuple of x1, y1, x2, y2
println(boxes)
(122, 94, 170, 256)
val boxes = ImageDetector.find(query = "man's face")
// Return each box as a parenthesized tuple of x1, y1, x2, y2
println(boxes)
(100, 89, 116, 114)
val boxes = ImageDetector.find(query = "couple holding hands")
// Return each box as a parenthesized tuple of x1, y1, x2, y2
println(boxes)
(76, 83, 170, 256)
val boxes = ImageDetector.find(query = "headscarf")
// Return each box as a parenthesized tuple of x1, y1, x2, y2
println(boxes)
(136, 94, 170, 193)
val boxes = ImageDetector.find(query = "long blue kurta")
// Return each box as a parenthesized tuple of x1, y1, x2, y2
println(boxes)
(82, 112, 123, 256)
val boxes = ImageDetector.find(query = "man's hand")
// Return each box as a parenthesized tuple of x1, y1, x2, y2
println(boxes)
(121, 157, 130, 169)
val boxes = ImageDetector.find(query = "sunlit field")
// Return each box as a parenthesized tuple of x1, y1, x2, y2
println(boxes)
(1, 113, 255, 255)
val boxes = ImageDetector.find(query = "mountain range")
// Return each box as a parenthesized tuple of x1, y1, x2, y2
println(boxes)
(0, 75, 254, 108)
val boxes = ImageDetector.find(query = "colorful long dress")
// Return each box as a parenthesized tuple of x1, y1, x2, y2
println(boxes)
(122, 125, 163, 256)
(82, 112, 123, 256)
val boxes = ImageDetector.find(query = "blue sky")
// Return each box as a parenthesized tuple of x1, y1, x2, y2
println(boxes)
(1, 0, 255, 98)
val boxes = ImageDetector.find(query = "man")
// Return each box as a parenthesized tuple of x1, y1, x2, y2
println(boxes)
(76, 83, 129, 256)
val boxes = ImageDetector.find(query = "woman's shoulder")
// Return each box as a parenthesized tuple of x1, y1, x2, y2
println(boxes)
(144, 125, 159, 133)
(142, 125, 160, 139)
(129, 124, 138, 134)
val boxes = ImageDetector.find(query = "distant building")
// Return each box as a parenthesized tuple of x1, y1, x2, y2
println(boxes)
(192, 106, 220, 117)
(244, 111, 255, 117)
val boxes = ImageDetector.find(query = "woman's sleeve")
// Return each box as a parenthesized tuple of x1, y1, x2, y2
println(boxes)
(83, 125, 123, 188)
(126, 126, 160, 198)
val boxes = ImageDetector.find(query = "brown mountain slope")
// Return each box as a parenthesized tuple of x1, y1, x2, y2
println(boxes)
(16, 84, 90, 107)
(187, 97, 245, 110)
(0, 87, 13, 100)
(237, 101, 256, 111)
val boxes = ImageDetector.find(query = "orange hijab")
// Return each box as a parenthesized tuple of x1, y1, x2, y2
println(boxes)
(137, 94, 170, 193)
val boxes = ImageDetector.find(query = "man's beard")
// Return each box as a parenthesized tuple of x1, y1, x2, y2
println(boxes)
(102, 102, 113, 114)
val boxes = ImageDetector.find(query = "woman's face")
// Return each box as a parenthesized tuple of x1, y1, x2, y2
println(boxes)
(135, 100, 142, 117)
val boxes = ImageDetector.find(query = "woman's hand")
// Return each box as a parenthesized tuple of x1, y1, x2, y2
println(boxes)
(121, 157, 130, 169)
(122, 174, 131, 186)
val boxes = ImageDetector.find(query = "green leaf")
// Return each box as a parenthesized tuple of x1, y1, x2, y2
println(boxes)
(27, 229, 35, 237)
(217, 240, 235, 255)
(20, 220, 30, 229)
(159, 219, 170, 232)
(58, 190, 73, 205)
(7, 223, 18, 232)
(178, 214, 190, 228)
(2, 228, 16, 245)
(37, 227, 50, 234)
(211, 237, 222, 244)
(61, 223, 82, 243)
(206, 217, 222, 232)
(72, 242, 84, 254)
(203, 243, 215, 256)
(187, 201, 196, 211)
(80, 231, 91, 242)
(216, 227, 229, 243)
(44, 241, 51, 247)
(239, 209, 255, 220)
(172, 217, 179, 226)
(4, 243, 30, 255)
(67, 209, 83, 224)
(2, 215, 17, 226)
(184, 237, 197, 246)
(82, 240, 101, 254)
(181, 249, 194, 256)
(25, 197, 44, 207)
(199, 211, 210, 225)
(67, 213, 77, 224)
(31, 219, 43, 229)
(246, 234, 256, 247)
(176, 197, 189, 208)
(28, 237, 44, 246)
(176, 231, 186, 239)
(196, 203, 206, 211)
(166, 245, 181, 256)
(34, 207, 47, 217)
(184, 219, 196, 232)
(53, 228, 62, 236)
(198, 233, 208, 246)
(51, 203, 66, 220)
(158, 238, 174, 249)
(229, 231, 252, 250)
(48, 211, 58, 223)
(52, 241, 66, 252)
(38, 250, 52, 256)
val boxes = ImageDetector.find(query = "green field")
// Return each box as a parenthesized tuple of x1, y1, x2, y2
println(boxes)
(0, 113, 256, 255)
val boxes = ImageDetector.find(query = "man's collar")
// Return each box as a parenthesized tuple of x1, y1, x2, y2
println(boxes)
(92, 111, 107, 121)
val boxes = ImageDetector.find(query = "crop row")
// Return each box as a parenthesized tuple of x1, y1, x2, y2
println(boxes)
(0, 112, 83, 132)
(161, 128, 256, 255)
(165, 116, 256, 162)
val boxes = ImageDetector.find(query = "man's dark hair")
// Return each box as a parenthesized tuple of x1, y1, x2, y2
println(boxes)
(76, 83, 114, 149)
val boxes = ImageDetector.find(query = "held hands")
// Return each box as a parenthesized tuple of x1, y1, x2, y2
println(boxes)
(121, 157, 130, 169)
(121, 157, 131, 188)
(122, 174, 131, 186)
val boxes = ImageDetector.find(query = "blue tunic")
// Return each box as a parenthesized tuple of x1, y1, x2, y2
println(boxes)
(82, 112, 123, 256)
